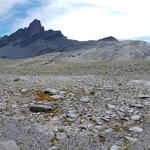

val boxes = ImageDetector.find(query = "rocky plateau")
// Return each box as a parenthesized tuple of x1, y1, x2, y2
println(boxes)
(0, 20, 150, 150)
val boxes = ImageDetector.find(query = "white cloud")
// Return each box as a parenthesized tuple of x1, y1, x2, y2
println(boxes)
(11, 0, 150, 41)
(0, 0, 28, 16)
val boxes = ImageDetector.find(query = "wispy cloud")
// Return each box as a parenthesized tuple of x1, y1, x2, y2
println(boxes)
(0, 0, 28, 16)
(0, 0, 42, 35)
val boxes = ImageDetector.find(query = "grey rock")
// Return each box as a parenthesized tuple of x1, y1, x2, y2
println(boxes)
(80, 124, 87, 129)
(106, 110, 112, 115)
(129, 126, 143, 133)
(125, 136, 138, 142)
(137, 93, 150, 99)
(131, 115, 141, 121)
(66, 112, 78, 119)
(21, 88, 27, 93)
(80, 96, 90, 103)
(105, 128, 113, 133)
(110, 145, 121, 150)
(66, 118, 75, 122)
(29, 105, 53, 113)
(101, 116, 110, 122)
(50, 95, 62, 99)
(129, 103, 144, 108)
(107, 104, 116, 109)
(93, 117, 102, 125)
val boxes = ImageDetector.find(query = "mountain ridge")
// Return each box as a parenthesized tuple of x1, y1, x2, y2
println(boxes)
(0, 19, 150, 61)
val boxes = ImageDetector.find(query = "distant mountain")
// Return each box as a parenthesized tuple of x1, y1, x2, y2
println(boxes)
(0, 19, 150, 61)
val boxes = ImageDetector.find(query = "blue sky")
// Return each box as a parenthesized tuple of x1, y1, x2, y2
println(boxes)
(0, 0, 41, 35)
(0, 0, 150, 41)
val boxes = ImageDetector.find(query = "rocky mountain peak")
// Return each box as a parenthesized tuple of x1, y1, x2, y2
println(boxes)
(0, 19, 65, 48)
(27, 19, 44, 36)
(29, 19, 42, 28)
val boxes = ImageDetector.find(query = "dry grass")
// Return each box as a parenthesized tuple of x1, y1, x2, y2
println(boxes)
(34, 90, 59, 101)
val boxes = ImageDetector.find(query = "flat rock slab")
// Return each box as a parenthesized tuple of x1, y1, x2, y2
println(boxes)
(129, 103, 144, 109)
(137, 94, 150, 99)
(131, 115, 141, 121)
(0, 140, 19, 150)
(29, 105, 53, 113)
(129, 126, 143, 133)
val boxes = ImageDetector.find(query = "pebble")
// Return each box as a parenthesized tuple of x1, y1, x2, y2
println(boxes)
(131, 115, 141, 121)
(50, 95, 62, 99)
(21, 88, 27, 92)
(107, 104, 116, 109)
(66, 112, 78, 118)
(101, 116, 110, 122)
(129, 126, 143, 133)
(106, 110, 112, 115)
(66, 118, 75, 122)
(125, 136, 138, 142)
(80, 124, 87, 129)
(127, 108, 134, 113)
(105, 128, 113, 133)
(80, 96, 90, 103)
(110, 145, 121, 150)
(93, 117, 102, 125)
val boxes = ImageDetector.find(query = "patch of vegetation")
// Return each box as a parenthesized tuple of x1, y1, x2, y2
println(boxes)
(34, 90, 59, 101)
(118, 82, 122, 86)
(58, 128, 65, 133)
(89, 91, 95, 95)
(50, 136, 59, 146)
(123, 147, 129, 150)
(39, 69, 62, 74)
(13, 78, 20, 82)
(23, 71, 32, 75)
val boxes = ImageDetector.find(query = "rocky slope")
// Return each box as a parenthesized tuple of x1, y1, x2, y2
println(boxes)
(1, 19, 150, 61)
(0, 42, 150, 149)
(0, 69, 150, 150)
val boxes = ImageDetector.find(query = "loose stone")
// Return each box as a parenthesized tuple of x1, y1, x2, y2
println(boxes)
(129, 126, 143, 133)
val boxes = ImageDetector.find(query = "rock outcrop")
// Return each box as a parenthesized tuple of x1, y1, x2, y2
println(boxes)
(0, 19, 65, 48)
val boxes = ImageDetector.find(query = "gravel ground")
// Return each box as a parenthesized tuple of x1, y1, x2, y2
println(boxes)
(0, 59, 150, 150)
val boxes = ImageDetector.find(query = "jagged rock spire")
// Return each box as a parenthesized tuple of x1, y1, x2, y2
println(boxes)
(27, 19, 44, 36)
